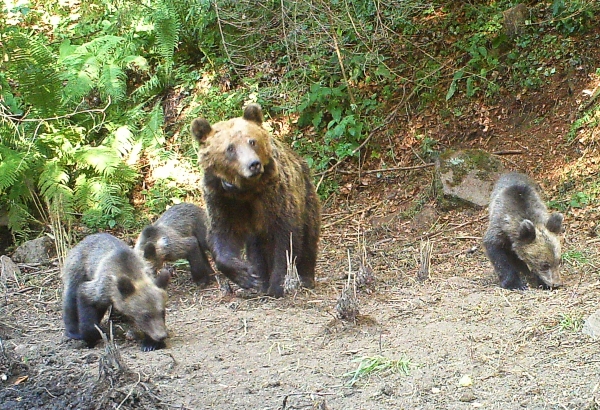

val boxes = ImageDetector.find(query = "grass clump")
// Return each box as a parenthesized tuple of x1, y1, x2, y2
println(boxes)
(344, 355, 412, 386)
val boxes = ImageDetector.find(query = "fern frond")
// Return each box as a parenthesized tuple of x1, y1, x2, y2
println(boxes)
(100, 63, 127, 102)
(74, 146, 122, 176)
(0, 145, 30, 193)
(140, 103, 166, 149)
(6, 200, 34, 234)
(154, 0, 181, 61)
(6, 32, 64, 115)
(38, 160, 73, 207)
(133, 73, 164, 99)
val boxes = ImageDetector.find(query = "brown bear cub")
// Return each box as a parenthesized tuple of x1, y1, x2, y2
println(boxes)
(483, 172, 563, 290)
(190, 104, 321, 297)
(135, 203, 214, 286)
(62, 233, 170, 351)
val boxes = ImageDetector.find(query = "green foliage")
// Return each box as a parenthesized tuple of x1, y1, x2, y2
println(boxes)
(2, 0, 599, 239)
(416, 134, 439, 161)
(295, 84, 378, 172)
(562, 249, 590, 266)
(4, 32, 63, 115)
(0, 1, 189, 237)
(344, 355, 412, 386)
(557, 313, 584, 333)
(551, 0, 596, 34)
(141, 181, 188, 217)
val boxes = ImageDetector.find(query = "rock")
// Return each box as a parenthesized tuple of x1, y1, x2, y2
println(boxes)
(503, 4, 528, 38)
(11, 235, 55, 264)
(0, 255, 21, 285)
(380, 383, 395, 396)
(582, 310, 600, 339)
(459, 390, 476, 403)
(435, 149, 504, 209)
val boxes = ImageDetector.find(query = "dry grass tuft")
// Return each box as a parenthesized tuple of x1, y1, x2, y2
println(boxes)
(336, 250, 359, 322)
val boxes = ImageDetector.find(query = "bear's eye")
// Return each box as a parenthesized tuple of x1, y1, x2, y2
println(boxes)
(226, 144, 235, 153)
(248, 139, 256, 147)
(540, 263, 550, 271)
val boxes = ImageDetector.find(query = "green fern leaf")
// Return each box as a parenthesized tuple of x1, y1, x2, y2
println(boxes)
(100, 63, 127, 102)
(74, 146, 122, 176)
(0, 145, 30, 193)
(38, 160, 73, 203)
(6, 33, 63, 115)
(154, 1, 181, 61)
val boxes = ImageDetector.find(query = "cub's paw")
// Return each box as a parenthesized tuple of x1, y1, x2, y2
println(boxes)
(500, 279, 527, 291)
(141, 337, 166, 352)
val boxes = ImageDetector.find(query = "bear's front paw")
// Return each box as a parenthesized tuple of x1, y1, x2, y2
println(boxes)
(236, 264, 263, 289)
(141, 336, 166, 352)
(500, 278, 527, 290)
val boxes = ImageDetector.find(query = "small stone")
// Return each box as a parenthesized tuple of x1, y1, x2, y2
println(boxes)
(582, 310, 600, 339)
(431, 387, 441, 394)
(460, 390, 476, 402)
(381, 383, 394, 396)
(0, 255, 20, 284)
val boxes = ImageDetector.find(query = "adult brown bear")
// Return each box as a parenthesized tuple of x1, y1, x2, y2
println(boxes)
(190, 104, 321, 297)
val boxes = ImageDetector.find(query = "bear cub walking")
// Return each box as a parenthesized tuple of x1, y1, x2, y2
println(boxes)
(63, 233, 170, 351)
(191, 104, 321, 297)
(135, 203, 214, 286)
(483, 172, 563, 290)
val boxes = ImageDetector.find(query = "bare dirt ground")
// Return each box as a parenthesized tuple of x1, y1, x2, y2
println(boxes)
(2, 37, 600, 410)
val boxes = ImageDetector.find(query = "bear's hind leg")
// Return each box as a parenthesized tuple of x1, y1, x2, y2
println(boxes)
(63, 284, 82, 339)
(182, 237, 215, 286)
(296, 224, 319, 289)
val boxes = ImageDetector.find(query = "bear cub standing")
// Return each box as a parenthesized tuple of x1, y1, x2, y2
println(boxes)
(63, 233, 170, 351)
(190, 104, 321, 297)
(483, 172, 563, 290)
(135, 203, 214, 286)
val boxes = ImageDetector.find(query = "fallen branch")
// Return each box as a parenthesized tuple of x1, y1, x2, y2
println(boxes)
(492, 150, 523, 156)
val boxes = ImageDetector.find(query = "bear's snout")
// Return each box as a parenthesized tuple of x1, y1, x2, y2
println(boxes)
(248, 160, 263, 177)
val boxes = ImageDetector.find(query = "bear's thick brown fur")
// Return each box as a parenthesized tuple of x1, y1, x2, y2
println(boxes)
(135, 203, 214, 286)
(62, 233, 170, 351)
(483, 172, 563, 290)
(190, 104, 321, 297)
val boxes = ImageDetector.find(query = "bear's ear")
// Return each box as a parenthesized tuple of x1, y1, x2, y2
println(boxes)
(143, 243, 157, 260)
(117, 277, 136, 297)
(517, 219, 536, 243)
(191, 118, 212, 143)
(155, 267, 172, 290)
(242, 104, 263, 125)
(546, 212, 564, 234)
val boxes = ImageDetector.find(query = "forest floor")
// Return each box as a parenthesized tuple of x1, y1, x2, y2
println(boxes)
(2, 32, 600, 410)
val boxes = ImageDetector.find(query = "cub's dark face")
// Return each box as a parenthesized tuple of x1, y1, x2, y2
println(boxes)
(117, 276, 169, 343)
(191, 104, 273, 189)
(513, 218, 563, 288)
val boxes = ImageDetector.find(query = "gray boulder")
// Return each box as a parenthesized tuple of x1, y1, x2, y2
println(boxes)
(435, 149, 504, 209)
(11, 236, 55, 264)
